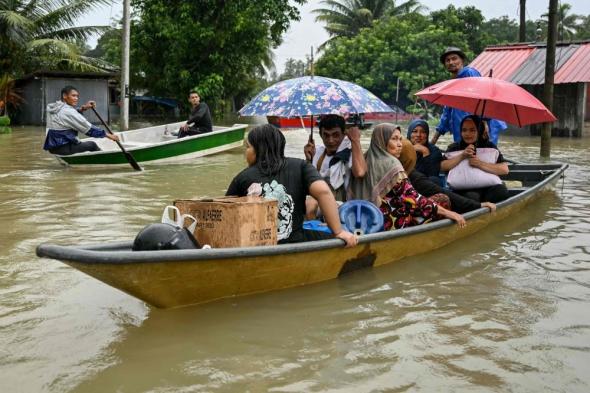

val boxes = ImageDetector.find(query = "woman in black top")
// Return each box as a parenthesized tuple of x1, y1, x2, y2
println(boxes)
(226, 124, 357, 247)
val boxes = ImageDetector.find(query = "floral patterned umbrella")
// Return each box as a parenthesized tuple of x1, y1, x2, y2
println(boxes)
(239, 76, 393, 117)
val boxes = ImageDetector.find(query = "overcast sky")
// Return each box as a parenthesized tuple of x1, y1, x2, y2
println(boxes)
(82, 0, 590, 73)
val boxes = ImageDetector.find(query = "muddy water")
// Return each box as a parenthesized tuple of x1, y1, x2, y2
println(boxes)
(1, 125, 589, 392)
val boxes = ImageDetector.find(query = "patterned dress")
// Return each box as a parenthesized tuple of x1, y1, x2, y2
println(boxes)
(380, 178, 449, 230)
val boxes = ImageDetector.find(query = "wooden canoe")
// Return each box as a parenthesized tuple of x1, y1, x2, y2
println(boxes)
(52, 122, 247, 167)
(36, 162, 567, 308)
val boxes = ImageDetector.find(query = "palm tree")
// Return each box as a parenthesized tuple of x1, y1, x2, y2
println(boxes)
(0, 0, 114, 76)
(313, 0, 424, 48)
(541, 2, 580, 41)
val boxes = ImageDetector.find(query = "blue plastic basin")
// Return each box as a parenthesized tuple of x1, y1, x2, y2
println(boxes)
(338, 200, 384, 235)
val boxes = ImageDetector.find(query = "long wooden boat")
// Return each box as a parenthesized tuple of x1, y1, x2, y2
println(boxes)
(52, 122, 247, 167)
(36, 162, 567, 308)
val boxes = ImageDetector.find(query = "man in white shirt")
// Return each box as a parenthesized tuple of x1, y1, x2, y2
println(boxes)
(303, 114, 366, 217)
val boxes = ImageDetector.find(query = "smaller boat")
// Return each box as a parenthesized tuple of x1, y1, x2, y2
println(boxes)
(52, 122, 248, 167)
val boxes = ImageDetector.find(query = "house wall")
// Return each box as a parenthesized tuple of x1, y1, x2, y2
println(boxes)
(586, 83, 590, 121)
(526, 83, 585, 137)
(43, 78, 109, 125)
(13, 79, 43, 125)
(15, 76, 110, 126)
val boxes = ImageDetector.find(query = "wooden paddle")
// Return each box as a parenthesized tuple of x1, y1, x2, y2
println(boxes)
(90, 107, 143, 171)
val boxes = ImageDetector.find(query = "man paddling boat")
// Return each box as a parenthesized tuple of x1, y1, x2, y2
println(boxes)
(43, 86, 119, 155)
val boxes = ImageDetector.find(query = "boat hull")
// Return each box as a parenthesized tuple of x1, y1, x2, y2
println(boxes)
(37, 163, 567, 308)
(55, 123, 247, 167)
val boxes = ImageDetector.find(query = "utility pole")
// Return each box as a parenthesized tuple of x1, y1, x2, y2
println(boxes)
(310, 46, 314, 77)
(120, 0, 130, 131)
(519, 0, 527, 42)
(541, 0, 558, 158)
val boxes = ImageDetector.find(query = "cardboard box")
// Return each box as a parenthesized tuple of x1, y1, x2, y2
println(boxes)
(174, 196, 278, 248)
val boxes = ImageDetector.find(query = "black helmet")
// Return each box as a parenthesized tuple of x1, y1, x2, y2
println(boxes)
(132, 223, 200, 251)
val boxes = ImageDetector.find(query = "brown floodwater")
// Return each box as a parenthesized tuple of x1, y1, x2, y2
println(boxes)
(1, 123, 589, 392)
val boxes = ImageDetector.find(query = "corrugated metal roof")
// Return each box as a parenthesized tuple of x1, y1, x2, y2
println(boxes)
(469, 46, 534, 80)
(510, 45, 579, 85)
(555, 44, 590, 83)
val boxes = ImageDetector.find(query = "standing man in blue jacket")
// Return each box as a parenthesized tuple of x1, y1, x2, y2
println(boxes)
(43, 86, 119, 155)
(430, 47, 506, 146)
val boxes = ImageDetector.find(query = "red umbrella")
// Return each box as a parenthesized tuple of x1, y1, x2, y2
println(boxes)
(415, 77, 557, 127)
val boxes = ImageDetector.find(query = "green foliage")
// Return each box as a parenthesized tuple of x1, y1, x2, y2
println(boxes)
(316, 14, 468, 104)
(430, 5, 487, 53)
(86, 28, 122, 66)
(541, 3, 581, 41)
(0, 0, 115, 76)
(313, 0, 423, 48)
(480, 16, 518, 45)
(131, 0, 305, 114)
(576, 15, 590, 40)
(278, 58, 308, 80)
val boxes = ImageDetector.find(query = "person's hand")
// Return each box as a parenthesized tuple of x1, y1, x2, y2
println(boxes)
(180, 123, 189, 131)
(80, 101, 96, 111)
(462, 144, 476, 159)
(414, 143, 430, 156)
(346, 126, 361, 144)
(334, 229, 358, 248)
(447, 211, 467, 228)
(468, 156, 483, 168)
(107, 133, 120, 142)
(304, 139, 316, 161)
(481, 201, 496, 212)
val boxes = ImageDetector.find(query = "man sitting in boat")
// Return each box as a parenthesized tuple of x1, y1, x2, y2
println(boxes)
(227, 124, 357, 247)
(178, 90, 212, 138)
(43, 86, 119, 155)
(303, 114, 366, 217)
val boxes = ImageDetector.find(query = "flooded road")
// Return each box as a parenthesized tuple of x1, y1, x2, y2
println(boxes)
(1, 124, 589, 392)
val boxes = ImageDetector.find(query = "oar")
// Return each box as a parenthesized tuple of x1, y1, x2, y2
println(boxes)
(91, 107, 143, 171)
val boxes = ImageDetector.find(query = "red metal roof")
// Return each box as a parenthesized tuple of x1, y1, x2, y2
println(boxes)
(511, 45, 579, 85)
(469, 46, 535, 81)
(555, 44, 590, 83)
(471, 41, 590, 85)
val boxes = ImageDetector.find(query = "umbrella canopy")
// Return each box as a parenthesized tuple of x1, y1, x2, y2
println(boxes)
(239, 76, 393, 117)
(415, 77, 557, 127)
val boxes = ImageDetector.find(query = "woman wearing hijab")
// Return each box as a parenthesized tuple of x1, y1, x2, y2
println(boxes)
(441, 115, 509, 203)
(349, 123, 465, 230)
(399, 137, 497, 214)
(407, 119, 444, 185)
(226, 124, 357, 247)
